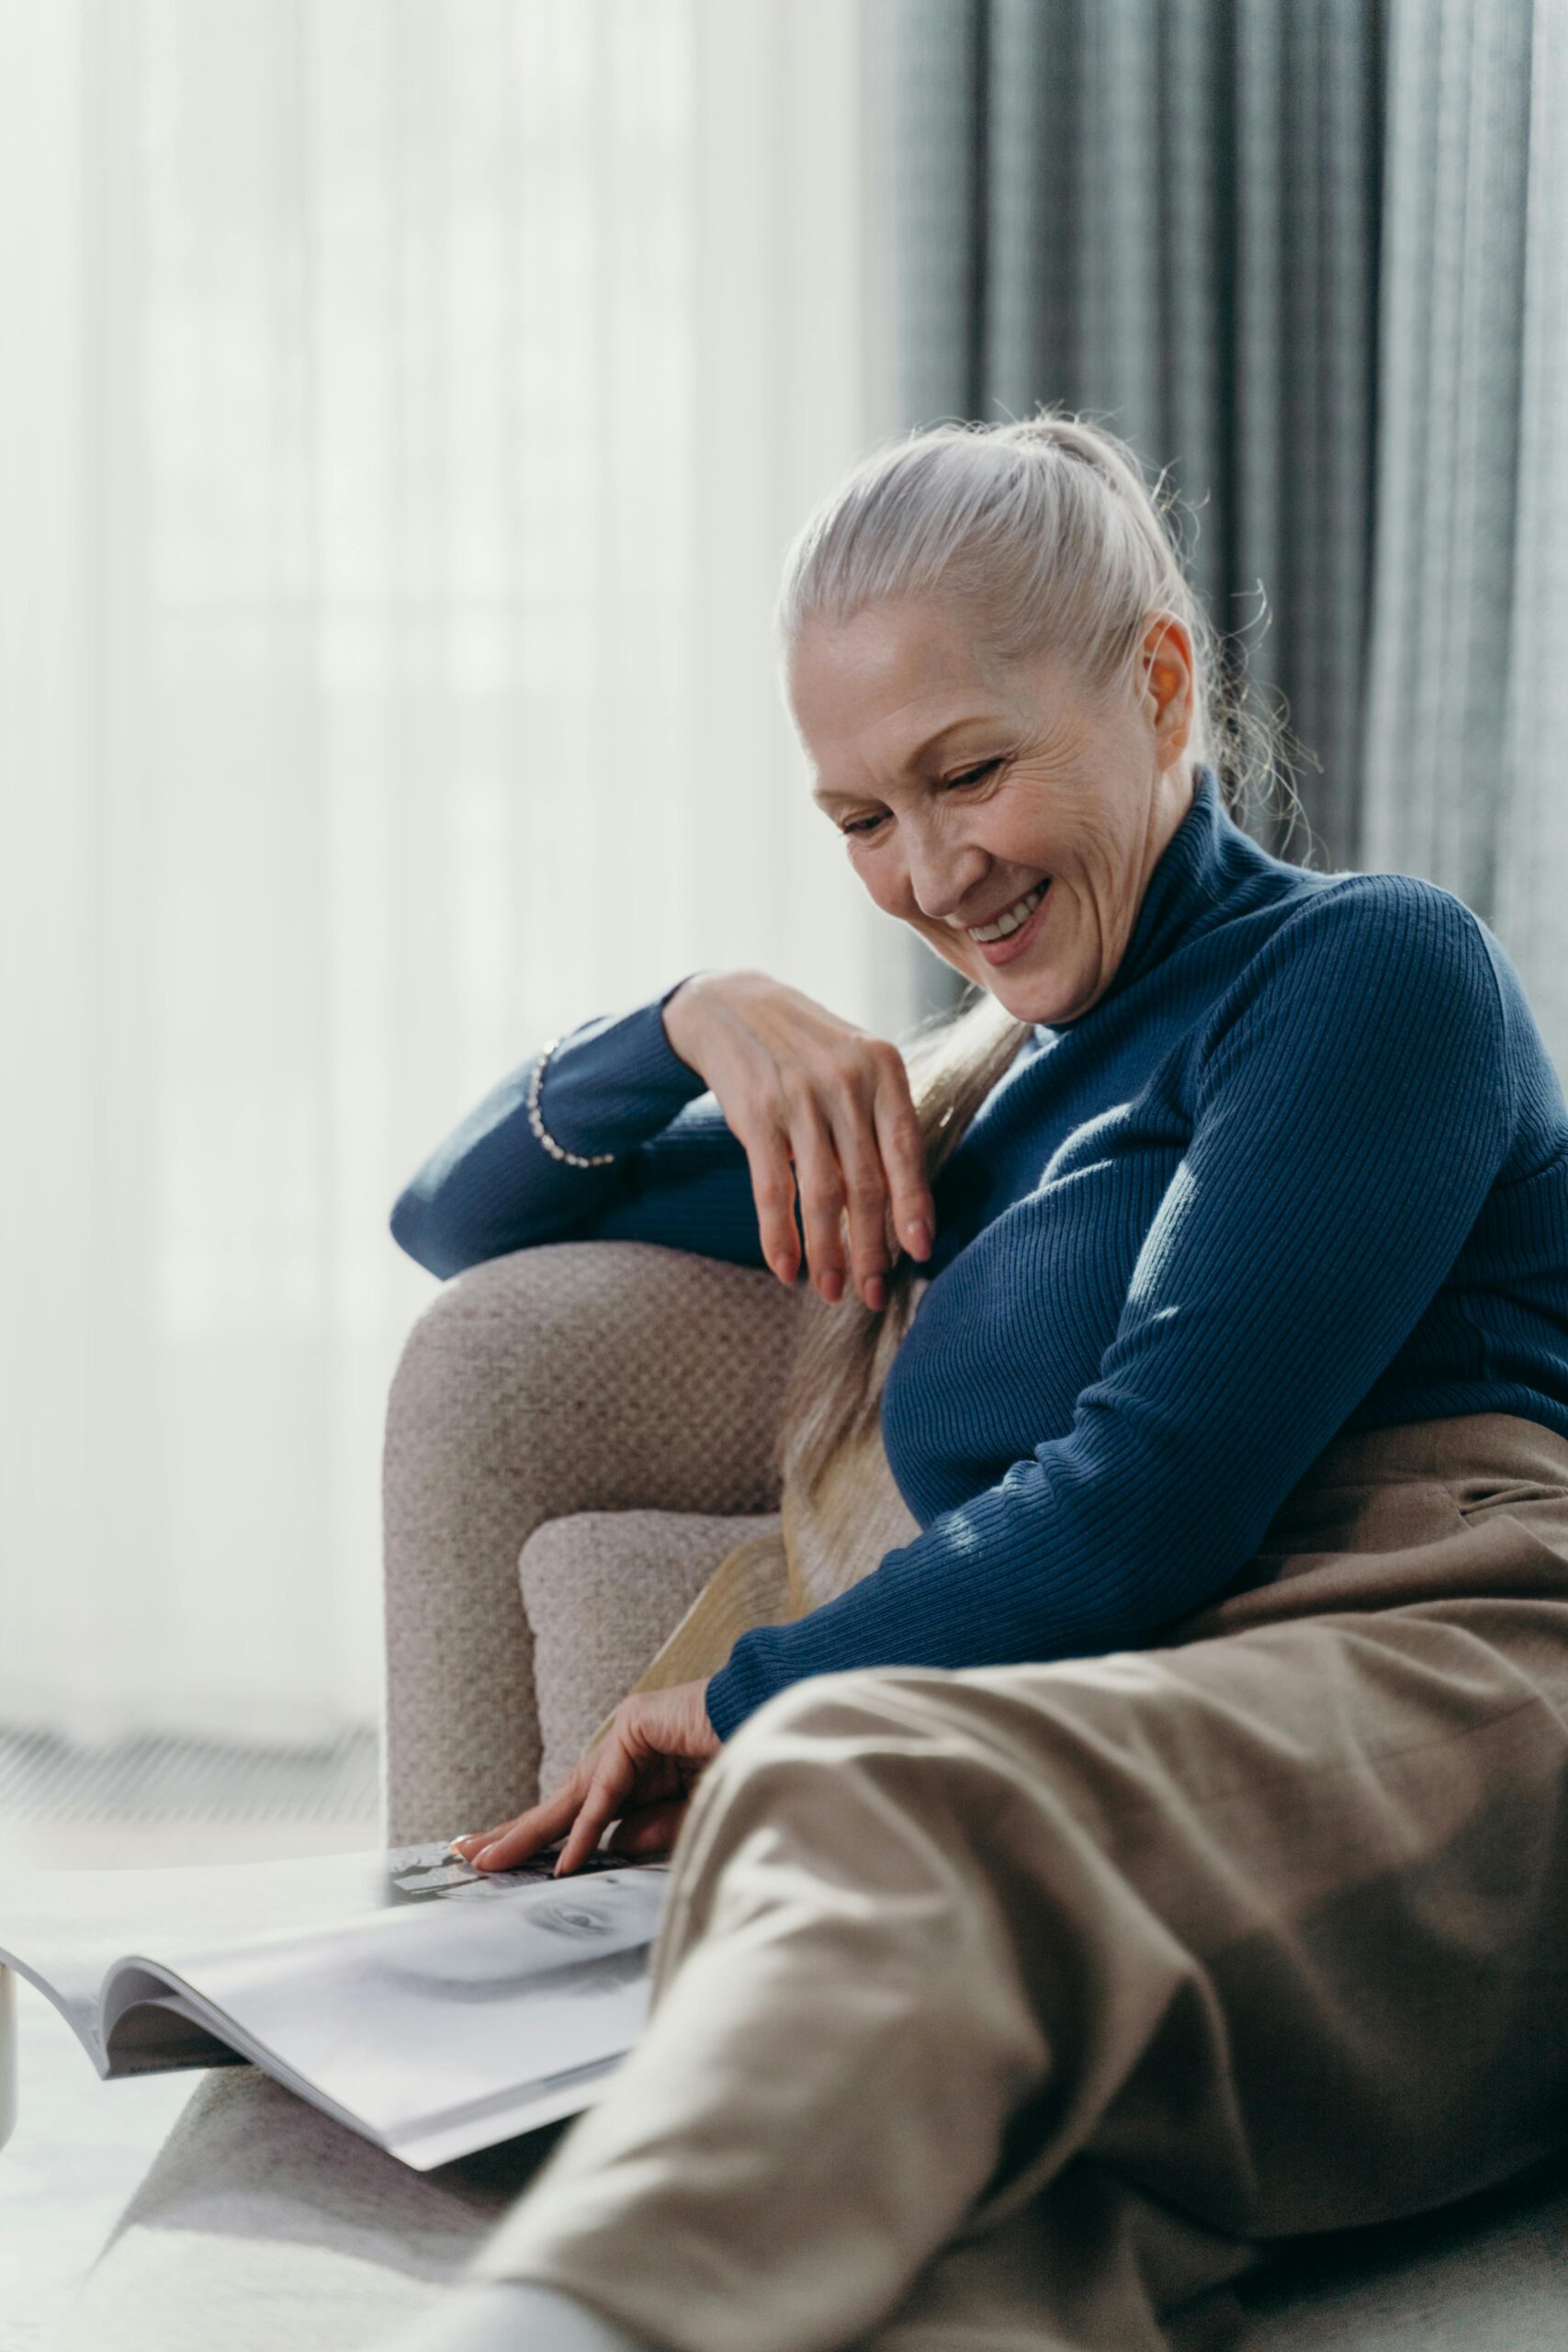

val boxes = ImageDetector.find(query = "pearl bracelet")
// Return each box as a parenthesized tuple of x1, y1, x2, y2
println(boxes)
(527, 1037, 618, 1168)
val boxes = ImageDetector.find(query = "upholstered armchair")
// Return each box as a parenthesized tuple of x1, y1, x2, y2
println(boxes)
(382, 1240, 802, 1834)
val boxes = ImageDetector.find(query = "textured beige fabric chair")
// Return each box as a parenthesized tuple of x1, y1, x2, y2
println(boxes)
(382, 1240, 804, 1838)
(49, 1239, 1568, 2351)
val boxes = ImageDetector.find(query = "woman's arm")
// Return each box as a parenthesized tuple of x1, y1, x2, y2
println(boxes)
(389, 975, 770, 1278)
(704, 877, 1517, 1739)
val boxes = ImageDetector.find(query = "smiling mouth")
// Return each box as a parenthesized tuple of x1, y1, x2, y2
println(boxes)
(964, 880, 1048, 943)
(958, 878, 1053, 967)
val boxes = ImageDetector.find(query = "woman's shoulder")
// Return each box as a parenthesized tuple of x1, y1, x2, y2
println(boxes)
(1221, 865, 1504, 1017)
(1269, 863, 1484, 942)
(1202, 865, 1568, 1169)
(1194, 865, 1522, 1117)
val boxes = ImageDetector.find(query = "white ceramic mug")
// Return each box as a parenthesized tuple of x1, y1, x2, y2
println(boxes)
(0, 1965, 15, 2152)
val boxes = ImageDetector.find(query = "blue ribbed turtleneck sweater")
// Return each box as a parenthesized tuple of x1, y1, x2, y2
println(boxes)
(390, 765, 1568, 1742)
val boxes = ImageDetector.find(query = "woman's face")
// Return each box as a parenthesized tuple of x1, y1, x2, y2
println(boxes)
(788, 599, 1197, 1029)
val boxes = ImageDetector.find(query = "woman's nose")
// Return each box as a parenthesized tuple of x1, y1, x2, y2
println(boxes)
(904, 840, 987, 924)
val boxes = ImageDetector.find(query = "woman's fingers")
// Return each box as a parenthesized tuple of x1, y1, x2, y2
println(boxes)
(872, 1054, 936, 1263)
(604, 1796, 690, 1856)
(448, 1826, 508, 1862)
(552, 1737, 644, 1876)
(449, 1684, 716, 1881)
(790, 1047, 933, 1309)
(789, 1089, 853, 1304)
(829, 1053, 911, 1307)
(745, 1121, 803, 1287)
(733, 1066, 901, 1306)
(467, 1775, 585, 1871)
(677, 976, 937, 1300)
(450, 1812, 534, 1858)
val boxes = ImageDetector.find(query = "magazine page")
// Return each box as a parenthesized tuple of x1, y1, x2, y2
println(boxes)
(104, 1845, 672, 2165)
(0, 1846, 406, 2068)
(0, 1838, 663, 2095)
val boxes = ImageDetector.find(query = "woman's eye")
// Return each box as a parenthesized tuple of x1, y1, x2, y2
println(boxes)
(840, 763, 998, 840)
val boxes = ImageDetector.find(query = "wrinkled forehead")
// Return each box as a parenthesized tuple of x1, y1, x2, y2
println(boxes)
(785, 608, 1063, 803)
(784, 602, 1000, 719)
(799, 611, 1006, 748)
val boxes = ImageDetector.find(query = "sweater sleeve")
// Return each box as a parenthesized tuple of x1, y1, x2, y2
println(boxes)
(705, 878, 1516, 1740)
(389, 975, 770, 1279)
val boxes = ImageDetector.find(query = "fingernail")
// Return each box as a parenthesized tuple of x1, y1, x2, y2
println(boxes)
(864, 1274, 886, 1312)
(906, 1221, 931, 1259)
(473, 1846, 498, 1869)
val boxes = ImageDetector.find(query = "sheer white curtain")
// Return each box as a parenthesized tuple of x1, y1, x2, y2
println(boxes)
(0, 0, 904, 1745)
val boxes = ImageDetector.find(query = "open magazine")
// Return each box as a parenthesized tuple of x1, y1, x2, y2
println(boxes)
(0, 1839, 671, 2169)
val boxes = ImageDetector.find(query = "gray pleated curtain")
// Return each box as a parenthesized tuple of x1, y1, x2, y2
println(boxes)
(871, 0, 1568, 1081)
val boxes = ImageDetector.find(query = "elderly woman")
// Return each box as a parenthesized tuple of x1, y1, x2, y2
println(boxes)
(383, 413, 1568, 2352)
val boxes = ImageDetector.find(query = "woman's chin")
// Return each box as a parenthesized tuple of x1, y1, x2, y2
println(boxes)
(971, 959, 1075, 1024)
(915, 931, 1077, 1026)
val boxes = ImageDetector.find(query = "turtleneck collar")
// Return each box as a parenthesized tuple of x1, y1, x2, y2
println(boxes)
(1040, 763, 1246, 1034)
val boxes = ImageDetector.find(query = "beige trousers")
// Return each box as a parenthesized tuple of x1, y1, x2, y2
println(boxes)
(472, 1412, 1568, 2351)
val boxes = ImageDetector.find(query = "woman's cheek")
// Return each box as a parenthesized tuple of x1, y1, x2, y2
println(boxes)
(858, 853, 909, 923)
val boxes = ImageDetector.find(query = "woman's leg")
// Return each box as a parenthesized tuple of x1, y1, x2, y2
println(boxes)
(465, 1596, 1568, 2352)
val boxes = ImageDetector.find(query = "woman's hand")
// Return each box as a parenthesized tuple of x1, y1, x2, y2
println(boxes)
(448, 1679, 721, 1879)
(661, 970, 935, 1311)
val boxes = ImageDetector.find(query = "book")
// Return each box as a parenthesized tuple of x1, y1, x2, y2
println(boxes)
(0, 1838, 671, 2169)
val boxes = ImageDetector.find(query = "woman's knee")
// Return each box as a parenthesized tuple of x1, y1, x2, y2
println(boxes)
(715, 1661, 1019, 1763)
(650, 1667, 1121, 2092)
(679, 1661, 1195, 1984)
(675, 1665, 1059, 1933)
(694, 1666, 977, 1837)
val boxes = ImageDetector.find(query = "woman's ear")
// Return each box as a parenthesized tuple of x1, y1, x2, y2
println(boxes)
(1140, 613, 1195, 766)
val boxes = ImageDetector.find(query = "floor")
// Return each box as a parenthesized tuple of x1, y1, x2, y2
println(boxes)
(0, 1730, 381, 2351)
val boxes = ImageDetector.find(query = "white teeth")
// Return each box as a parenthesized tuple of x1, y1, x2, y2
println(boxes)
(967, 882, 1045, 943)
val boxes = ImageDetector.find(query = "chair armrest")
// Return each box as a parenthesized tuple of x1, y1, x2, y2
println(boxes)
(522, 1506, 783, 1792)
(381, 1239, 802, 1844)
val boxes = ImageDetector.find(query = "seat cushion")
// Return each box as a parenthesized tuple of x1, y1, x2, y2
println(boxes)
(520, 1508, 779, 1795)
(1231, 2147, 1568, 2346)
(49, 2066, 568, 2352)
